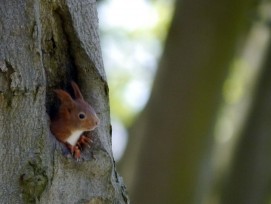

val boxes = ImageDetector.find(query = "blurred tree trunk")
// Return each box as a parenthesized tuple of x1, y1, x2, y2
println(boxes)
(221, 34, 271, 204)
(120, 0, 254, 203)
(0, 0, 127, 203)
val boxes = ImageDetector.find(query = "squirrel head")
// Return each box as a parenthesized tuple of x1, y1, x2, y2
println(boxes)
(54, 81, 100, 132)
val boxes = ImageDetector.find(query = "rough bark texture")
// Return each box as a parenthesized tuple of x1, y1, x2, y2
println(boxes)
(120, 0, 254, 203)
(0, 0, 128, 203)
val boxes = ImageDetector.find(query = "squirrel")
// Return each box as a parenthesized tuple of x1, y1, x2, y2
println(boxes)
(50, 81, 100, 159)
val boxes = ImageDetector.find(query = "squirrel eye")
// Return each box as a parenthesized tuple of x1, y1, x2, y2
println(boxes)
(78, 112, 86, 120)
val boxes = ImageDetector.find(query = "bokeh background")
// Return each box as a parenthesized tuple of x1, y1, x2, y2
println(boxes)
(98, 0, 271, 203)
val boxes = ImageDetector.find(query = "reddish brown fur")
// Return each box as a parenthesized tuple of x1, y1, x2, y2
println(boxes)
(50, 81, 100, 159)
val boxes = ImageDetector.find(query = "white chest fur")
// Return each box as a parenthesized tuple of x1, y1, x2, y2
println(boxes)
(66, 130, 84, 146)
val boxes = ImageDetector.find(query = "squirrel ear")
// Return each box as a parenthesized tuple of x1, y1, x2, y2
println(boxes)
(71, 81, 84, 99)
(54, 89, 74, 108)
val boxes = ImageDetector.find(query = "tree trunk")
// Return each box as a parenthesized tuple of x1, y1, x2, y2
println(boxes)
(0, 0, 128, 203)
(221, 34, 271, 204)
(120, 0, 255, 203)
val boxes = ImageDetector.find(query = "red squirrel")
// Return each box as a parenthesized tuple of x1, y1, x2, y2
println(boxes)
(50, 81, 100, 159)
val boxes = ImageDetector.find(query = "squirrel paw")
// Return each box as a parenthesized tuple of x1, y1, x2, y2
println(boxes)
(76, 135, 93, 149)
(73, 146, 81, 160)
(65, 142, 81, 160)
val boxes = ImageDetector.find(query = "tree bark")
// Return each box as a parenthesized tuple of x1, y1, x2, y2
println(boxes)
(120, 0, 255, 203)
(0, 0, 128, 203)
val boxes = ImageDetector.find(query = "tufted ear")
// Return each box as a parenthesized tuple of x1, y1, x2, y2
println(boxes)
(71, 81, 84, 99)
(54, 89, 74, 108)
